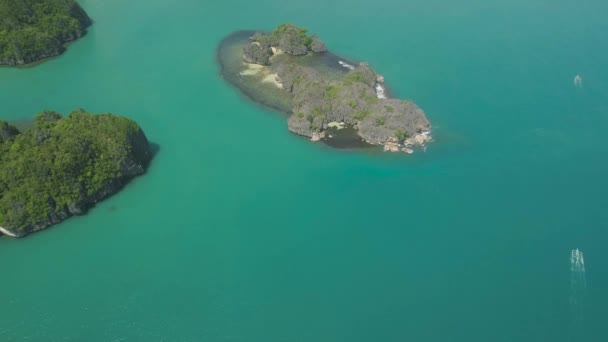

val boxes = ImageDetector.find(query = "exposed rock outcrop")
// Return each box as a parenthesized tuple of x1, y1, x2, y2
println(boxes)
(243, 23, 326, 65)
(227, 24, 432, 153)
(243, 42, 272, 65)
(311, 36, 327, 53)
(269, 24, 311, 55)
(0, 120, 20, 143)
(311, 131, 325, 142)
(275, 61, 430, 149)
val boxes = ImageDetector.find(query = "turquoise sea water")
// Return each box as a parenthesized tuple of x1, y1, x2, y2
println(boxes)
(1, 0, 607, 340)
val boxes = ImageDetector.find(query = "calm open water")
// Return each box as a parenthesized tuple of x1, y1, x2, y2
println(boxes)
(1, 0, 607, 341)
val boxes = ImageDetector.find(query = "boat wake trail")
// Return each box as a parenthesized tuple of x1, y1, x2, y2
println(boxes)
(574, 75, 583, 88)
(569, 249, 586, 339)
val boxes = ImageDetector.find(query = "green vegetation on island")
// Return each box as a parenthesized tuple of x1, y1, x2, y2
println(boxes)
(244, 24, 326, 65)
(220, 24, 431, 153)
(0, 0, 91, 65)
(0, 110, 151, 237)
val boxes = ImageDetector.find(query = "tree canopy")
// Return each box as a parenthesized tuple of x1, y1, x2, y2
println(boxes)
(0, 110, 151, 235)
(0, 0, 91, 65)
(252, 24, 316, 56)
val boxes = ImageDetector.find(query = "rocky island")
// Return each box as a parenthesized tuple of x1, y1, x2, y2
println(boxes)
(0, 0, 91, 66)
(217, 24, 431, 153)
(0, 110, 151, 237)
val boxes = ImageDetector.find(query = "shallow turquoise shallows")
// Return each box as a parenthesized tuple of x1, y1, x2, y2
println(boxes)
(1, 0, 607, 341)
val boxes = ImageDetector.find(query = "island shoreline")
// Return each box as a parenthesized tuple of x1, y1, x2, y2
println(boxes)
(216, 31, 379, 150)
(0, 226, 18, 238)
(216, 30, 294, 116)
(0, 0, 93, 67)
(0, 31, 91, 69)
(0, 110, 152, 238)
(217, 26, 432, 152)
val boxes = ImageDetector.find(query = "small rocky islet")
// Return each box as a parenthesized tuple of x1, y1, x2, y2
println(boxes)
(0, 1, 153, 238)
(0, 0, 91, 66)
(217, 24, 432, 153)
(0, 21, 431, 238)
(0, 110, 152, 237)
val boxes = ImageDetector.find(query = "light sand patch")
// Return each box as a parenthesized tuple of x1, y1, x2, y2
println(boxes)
(327, 121, 345, 130)
(270, 48, 284, 62)
(262, 73, 283, 88)
(239, 62, 283, 88)
(239, 63, 265, 76)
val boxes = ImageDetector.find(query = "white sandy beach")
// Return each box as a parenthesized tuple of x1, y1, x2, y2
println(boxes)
(261, 73, 283, 88)
(240, 63, 283, 88)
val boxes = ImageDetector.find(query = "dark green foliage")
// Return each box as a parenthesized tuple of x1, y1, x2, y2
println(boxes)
(221, 29, 432, 146)
(0, 120, 20, 143)
(354, 110, 371, 121)
(344, 64, 377, 87)
(324, 84, 342, 100)
(309, 107, 325, 130)
(344, 71, 365, 85)
(365, 95, 378, 105)
(270, 24, 312, 50)
(251, 23, 314, 56)
(246, 24, 322, 65)
(0, 109, 151, 234)
(0, 0, 91, 65)
(252, 32, 270, 48)
(311, 107, 325, 120)
(243, 42, 271, 65)
(394, 128, 408, 141)
(306, 114, 314, 124)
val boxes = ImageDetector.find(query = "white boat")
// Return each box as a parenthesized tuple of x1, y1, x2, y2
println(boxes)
(571, 248, 585, 272)
(574, 74, 583, 87)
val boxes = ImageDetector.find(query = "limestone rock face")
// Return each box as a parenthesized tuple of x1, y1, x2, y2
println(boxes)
(384, 143, 400, 152)
(278, 38, 308, 56)
(245, 23, 318, 57)
(273, 55, 430, 149)
(243, 42, 272, 65)
(350, 63, 378, 87)
(357, 100, 430, 145)
(311, 36, 327, 53)
(271, 24, 311, 55)
(310, 131, 325, 142)
(0, 121, 20, 143)
(225, 25, 432, 153)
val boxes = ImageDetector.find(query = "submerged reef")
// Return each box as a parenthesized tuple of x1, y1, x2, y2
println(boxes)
(218, 24, 432, 153)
